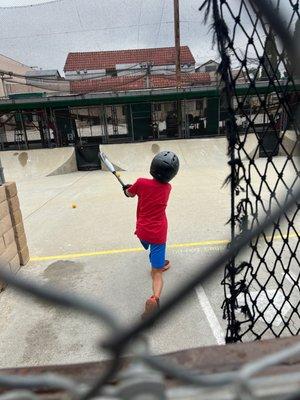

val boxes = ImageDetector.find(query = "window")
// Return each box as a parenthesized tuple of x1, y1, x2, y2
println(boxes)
(122, 105, 128, 115)
(106, 68, 117, 77)
(205, 64, 217, 72)
(196, 100, 203, 110)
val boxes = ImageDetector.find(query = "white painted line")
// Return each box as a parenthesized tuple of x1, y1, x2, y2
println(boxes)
(237, 290, 291, 327)
(195, 285, 225, 345)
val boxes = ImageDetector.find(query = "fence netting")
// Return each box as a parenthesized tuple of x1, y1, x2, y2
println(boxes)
(216, 0, 300, 342)
(0, 0, 299, 399)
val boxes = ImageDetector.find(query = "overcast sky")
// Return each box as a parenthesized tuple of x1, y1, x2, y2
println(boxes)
(0, 0, 51, 6)
(0, 0, 296, 73)
(0, 0, 218, 72)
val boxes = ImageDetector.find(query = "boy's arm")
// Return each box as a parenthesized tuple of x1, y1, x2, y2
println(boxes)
(126, 190, 135, 198)
(123, 183, 136, 198)
(123, 184, 135, 197)
(123, 179, 139, 198)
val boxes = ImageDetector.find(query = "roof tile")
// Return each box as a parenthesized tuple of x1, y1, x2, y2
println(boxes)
(70, 72, 211, 93)
(64, 46, 195, 71)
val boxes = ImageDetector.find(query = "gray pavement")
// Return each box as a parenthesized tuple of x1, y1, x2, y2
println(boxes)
(0, 152, 298, 368)
(0, 163, 231, 367)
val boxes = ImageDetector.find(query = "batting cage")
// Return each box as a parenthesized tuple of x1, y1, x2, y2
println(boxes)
(0, 1, 300, 399)
(199, 0, 300, 343)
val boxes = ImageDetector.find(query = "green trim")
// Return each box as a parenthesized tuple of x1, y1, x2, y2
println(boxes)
(8, 92, 44, 100)
(0, 82, 298, 112)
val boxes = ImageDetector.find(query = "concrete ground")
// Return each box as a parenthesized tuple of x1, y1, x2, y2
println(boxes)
(0, 142, 298, 368)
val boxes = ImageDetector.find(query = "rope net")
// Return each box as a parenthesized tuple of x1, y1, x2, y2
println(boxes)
(213, 0, 300, 342)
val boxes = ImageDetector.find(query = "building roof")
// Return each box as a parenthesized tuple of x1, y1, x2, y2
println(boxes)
(0, 53, 32, 69)
(64, 46, 195, 72)
(26, 69, 61, 78)
(198, 59, 219, 68)
(70, 72, 211, 94)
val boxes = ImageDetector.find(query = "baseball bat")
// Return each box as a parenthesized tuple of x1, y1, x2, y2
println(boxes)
(99, 151, 126, 188)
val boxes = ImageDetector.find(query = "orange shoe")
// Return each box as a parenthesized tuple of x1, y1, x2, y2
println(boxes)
(141, 296, 160, 320)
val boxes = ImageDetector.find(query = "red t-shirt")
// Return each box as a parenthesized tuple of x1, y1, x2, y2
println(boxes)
(128, 178, 172, 244)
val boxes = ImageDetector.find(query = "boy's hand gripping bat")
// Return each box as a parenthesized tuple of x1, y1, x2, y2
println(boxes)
(99, 152, 130, 192)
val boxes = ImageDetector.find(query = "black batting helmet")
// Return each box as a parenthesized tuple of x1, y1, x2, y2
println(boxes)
(150, 151, 179, 183)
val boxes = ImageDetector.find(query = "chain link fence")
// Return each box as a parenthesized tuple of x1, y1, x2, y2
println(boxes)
(0, 0, 299, 399)
(218, 0, 300, 343)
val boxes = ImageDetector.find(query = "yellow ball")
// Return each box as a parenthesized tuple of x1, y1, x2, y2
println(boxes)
(72, 204, 77, 209)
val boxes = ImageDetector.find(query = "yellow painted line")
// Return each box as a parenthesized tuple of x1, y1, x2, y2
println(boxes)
(30, 247, 144, 262)
(168, 239, 229, 249)
(272, 233, 298, 241)
(30, 233, 298, 263)
(30, 239, 229, 262)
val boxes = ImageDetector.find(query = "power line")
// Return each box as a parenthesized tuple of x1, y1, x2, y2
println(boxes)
(73, 0, 84, 30)
(155, 0, 166, 47)
(68, 73, 148, 96)
(0, 0, 63, 9)
(1, 69, 211, 94)
(137, 0, 143, 47)
(0, 63, 148, 82)
(0, 20, 200, 41)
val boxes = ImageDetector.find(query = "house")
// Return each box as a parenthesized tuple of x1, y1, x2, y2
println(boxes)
(196, 59, 219, 73)
(0, 57, 70, 150)
(25, 69, 70, 92)
(196, 59, 219, 84)
(69, 72, 211, 93)
(196, 59, 248, 85)
(0, 54, 35, 97)
(64, 46, 196, 80)
(0, 54, 69, 97)
(64, 46, 210, 93)
(63, 46, 213, 142)
(26, 69, 61, 80)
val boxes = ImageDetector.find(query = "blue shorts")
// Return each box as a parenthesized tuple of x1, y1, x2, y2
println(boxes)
(140, 240, 166, 269)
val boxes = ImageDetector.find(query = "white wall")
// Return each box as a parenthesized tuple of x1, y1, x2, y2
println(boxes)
(0, 54, 68, 96)
(0, 54, 33, 97)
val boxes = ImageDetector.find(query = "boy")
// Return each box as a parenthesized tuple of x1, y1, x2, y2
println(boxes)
(124, 151, 179, 319)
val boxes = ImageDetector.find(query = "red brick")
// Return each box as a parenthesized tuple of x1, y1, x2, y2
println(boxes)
(70, 72, 211, 94)
(65, 46, 195, 72)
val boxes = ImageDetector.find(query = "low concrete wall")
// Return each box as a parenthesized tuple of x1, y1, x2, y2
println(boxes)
(1, 148, 78, 182)
(47, 149, 78, 176)
(0, 182, 29, 291)
(279, 130, 300, 156)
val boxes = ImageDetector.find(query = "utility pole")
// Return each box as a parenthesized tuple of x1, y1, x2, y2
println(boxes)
(1, 73, 7, 98)
(173, 0, 182, 136)
(174, 0, 181, 89)
(143, 62, 152, 89)
(146, 62, 151, 89)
